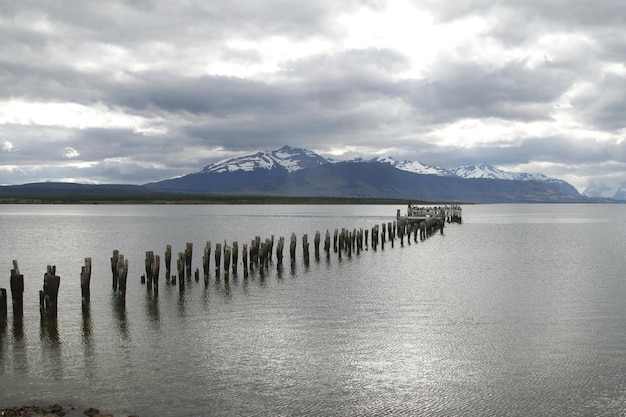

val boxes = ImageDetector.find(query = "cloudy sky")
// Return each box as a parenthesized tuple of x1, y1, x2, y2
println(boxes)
(1, 0, 624, 192)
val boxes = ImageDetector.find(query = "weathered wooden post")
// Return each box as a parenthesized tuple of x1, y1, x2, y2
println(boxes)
(290, 233, 297, 264)
(242, 243, 249, 278)
(145, 251, 154, 291)
(41, 265, 61, 319)
(324, 230, 331, 254)
(111, 250, 120, 290)
(185, 243, 193, 279)
(261, 239, 271, 268)
(276, 237, 284, 267)
(224, 242, 232, 274)
(10, 260, 24, 318)
(0, 288, 7, 318)
(117, 256, 129, 301)
(232, 241, 239, 274)
(177, 253, 185, 291)
(154, 254, 161, 292)
(202, 241, 211, 282)
(302, 234, 310, 265)
(215, 242, 222, 274)
(252, 237, 261, 265)
(333, 229, 338, 252)
(81, 257, 92, 306)
(165, 245, 172, 282)
(314, 231, 321, 260)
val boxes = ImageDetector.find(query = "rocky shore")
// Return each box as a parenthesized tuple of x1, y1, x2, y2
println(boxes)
(0, 404, 138, 417)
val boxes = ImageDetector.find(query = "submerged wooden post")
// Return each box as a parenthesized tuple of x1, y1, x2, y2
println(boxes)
(232, 241, 239, 274)
(333, 229, 338, 252)
(324, 230, 331, 254)
(215, 243, 222, 274)
(145, 251, 155, 291)
(111, 250, 120, 290)
(177, 253, 185, 291)
(290, 233, 297, 264)
(154, 254, 161, 292)
(81, 257, 92, 306)
(242, 243, 249, 277)
(276, 237, 284, 267)
(224, 242, 232, 274)
(41, 265, 61, 319)
(314, 231, 321, 260)
(302, 234, 310, 264)
(165, 245, 172, 282)
(202, 241, 211, 282)
(0, 288, 7, 318)
(185, 242, 193, 279)
(10, 260, 24, 318)
(117, 256, 129, 300)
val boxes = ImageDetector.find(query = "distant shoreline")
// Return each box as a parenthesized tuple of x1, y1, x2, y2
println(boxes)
(0, 195, 448, 205)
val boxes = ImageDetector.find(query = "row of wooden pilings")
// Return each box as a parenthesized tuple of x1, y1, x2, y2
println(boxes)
(0, 206, 461, 320)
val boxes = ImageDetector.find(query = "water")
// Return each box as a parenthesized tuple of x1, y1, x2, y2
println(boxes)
(1, 204, 626, 416)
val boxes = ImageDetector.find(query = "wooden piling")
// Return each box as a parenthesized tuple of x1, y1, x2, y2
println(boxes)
(165, 245, 172, 281)
(215, 242, 222, 273)
(313, 231, 321, 260)
(232, 241, 239, 274)
(81, 257, 92, 306)
(290, 233, 297, 264)
(116, 256, 129, 300)
(177, 253, 185, 291)
(202, 241, 211, 281)
(324, 230, 331, 253)
(224, 242, 232, 274)
(185, 242, 193, 279)
(145, 251, 155, 291)
(41, 265, 61, 319)
(276, 236, 284, 267)
(302, 234, 310, 264)
(242, 243, 249, 277)
(0, 288, 7, 318)
(111, 250, 120, 290)
(10, 260, 24, 318)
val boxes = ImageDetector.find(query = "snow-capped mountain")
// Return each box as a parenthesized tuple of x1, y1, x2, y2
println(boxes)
(372, 156, 454, 176)
(149, 146, 583, 202)
(198, 145, 328, 174)
(582, 182, 626, 200)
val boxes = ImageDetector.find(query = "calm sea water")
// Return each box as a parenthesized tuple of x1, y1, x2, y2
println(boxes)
(1, 204, 626, 416)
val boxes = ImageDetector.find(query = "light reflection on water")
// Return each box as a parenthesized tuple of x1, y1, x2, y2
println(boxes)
(0, 204, 626, 415)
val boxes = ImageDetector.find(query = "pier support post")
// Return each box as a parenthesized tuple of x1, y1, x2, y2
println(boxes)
(41, 265, 61, 319)
(165, 245, 172, 282)
(215, 243, 222, 275)
(232, 242, 239, 274)
(202, 241, 211, 282)
(0, 288, 7, 318)
(10, 260, 24, 318)
(111, 250, 120, 290)
(243, 244, 249, 278)
(81, 257, 92, 306)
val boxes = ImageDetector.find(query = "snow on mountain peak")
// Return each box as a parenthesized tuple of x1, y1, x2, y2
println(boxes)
(199, 145, 329, 174)
(372, 156, 453, 176)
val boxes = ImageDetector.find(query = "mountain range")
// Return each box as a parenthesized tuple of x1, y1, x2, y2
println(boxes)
(147, 145, 585, 203)
(0, 145, 608, 203)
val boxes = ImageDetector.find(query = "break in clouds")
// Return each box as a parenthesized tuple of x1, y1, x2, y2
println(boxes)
(0, 0, 624, 192)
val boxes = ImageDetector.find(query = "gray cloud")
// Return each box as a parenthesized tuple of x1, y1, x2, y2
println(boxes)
(0, 0, 624, 193)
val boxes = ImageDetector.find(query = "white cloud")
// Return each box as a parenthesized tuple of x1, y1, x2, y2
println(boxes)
(1, 140, 14, 152)
(63, 146, 80, 159)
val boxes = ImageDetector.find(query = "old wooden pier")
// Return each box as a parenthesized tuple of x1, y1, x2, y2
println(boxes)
(0, 205, 462, 322)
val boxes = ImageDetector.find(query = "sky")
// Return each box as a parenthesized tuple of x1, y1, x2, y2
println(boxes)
(0, 0, 624, 192)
